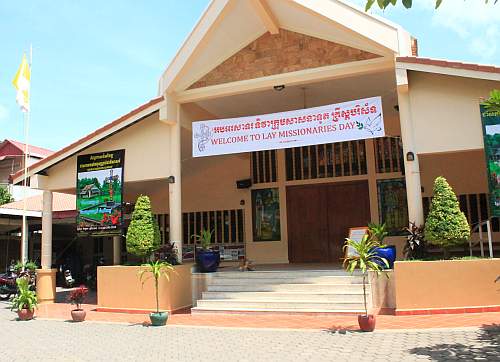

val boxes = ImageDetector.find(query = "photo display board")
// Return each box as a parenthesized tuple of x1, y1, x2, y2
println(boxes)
(345, 227, 368, 259)
(481, 105, 500, 217)
(76, 150, 124, 235)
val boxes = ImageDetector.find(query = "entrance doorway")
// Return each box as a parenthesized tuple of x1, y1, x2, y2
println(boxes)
(286, 181, 370, 263)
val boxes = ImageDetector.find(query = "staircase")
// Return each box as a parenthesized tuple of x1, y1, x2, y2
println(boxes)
(192, 269, 371, 314)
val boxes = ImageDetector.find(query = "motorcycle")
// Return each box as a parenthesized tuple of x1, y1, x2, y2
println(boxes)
(0, 270, 18, 301)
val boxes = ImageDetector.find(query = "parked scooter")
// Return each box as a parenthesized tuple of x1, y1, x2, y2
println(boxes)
(0, 268, 17, 300)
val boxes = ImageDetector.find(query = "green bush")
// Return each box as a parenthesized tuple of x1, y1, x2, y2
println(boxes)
(126, 195, 160, 260)
(424, 177, 470, 258)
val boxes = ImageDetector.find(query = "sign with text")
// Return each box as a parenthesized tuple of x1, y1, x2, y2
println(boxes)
(76, 150, 124, 235)
(481, 105, 500, 217)
(193, 96, 384, 157)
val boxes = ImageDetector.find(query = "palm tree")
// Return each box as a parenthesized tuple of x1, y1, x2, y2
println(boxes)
(139, 260, 174, 314)
(343, 235, 388, 316)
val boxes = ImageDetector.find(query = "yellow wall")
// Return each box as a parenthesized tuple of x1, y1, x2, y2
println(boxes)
(408, 72, 498, 154)
(395, 259, 500, 310)
(419, 150, 488, 197)
(97, 264, 192, 312)
(46, 112, 172, 192)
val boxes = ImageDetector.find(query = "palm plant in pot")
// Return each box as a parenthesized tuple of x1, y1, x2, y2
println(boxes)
(368, 223, 396, 269)
(343, 235, 388, 332)
(68, 285, 89, 322)
(193, 229, 220, 273)
(10, 277, 37, 321)
(139, 260, 174, 326)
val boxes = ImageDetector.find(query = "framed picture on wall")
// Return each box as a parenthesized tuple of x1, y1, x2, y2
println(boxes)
(377, 178, 409, 235)
(252, 188, 281, 241)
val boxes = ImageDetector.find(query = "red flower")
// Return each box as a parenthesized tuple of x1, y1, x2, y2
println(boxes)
(67, 285, 88, 310)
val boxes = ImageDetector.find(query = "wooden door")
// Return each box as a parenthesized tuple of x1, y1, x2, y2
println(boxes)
(326, 181, 371, 262)
(287, 181, 370, 263)
(286, 185, 329, 263)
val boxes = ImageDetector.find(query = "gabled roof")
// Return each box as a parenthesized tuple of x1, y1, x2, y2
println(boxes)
(11, 96, 163, 185)
(0, 192, 76, 218)
(159, 0, 413, 94)
(0, 139, 53, 159)
(396, 56, 500, 81)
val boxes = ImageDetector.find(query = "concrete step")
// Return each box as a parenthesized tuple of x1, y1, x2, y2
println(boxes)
(202, 291, 365, 302)
(191, 306, 365, 314)
(206, 283, 369, 293)
(195, 299, 366, 310)
(208, 275, 365, 286)
(211, 270, 359, 279)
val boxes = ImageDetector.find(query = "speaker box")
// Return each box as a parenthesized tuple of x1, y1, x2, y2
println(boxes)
(236, 179, 252, 189)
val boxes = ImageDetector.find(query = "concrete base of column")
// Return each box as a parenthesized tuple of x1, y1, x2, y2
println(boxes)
(36, 269, 57, 304)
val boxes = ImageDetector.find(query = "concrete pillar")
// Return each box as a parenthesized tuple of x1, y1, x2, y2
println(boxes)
(41, 190, 53, 269)
(37, 189, 56, 304)
(113, 235, 121, 265)
(397, 79, 424, 226)
(169, 101, 183, 263)
(365, 139, 380, 224)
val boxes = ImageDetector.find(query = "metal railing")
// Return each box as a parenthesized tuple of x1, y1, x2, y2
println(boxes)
(470, 220, 495, 258)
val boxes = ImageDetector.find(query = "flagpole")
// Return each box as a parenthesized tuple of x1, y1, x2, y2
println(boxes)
(21, 45, 32, 266)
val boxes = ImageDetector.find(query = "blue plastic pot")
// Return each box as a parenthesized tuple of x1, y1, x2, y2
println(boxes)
(373, 245, 396, 269)
(196, 250, 220, 273)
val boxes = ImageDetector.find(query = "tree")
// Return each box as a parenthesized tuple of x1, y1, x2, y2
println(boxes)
(365, 0, 497, 11)
(482, 89, 500, 113)
(424, 177, 470, 258)
(126, 195, 160, 260)
(0, 186, 13, 206)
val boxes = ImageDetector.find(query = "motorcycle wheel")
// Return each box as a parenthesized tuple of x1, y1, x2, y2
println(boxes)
(0, 292, 11, 301)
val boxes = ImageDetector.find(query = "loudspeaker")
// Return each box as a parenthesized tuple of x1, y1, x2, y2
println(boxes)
(236, 179, 252, 189)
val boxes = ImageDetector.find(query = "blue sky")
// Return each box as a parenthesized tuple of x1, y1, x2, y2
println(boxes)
(1, 0, 499, 151)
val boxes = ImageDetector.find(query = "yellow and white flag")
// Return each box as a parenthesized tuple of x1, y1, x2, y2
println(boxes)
(12, 53, 31, 113)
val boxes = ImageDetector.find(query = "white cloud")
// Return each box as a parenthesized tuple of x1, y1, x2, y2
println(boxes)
(0, 104, 9, 122)
(349, 0, 500, 62)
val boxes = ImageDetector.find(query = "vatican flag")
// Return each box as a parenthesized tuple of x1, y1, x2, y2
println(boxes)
(12, 53, 31, 113)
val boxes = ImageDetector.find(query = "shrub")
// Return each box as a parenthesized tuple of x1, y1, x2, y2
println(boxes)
(424, 177, 470, 258)
(67, 286, 88, 310)
(11, 278, 37, 312)
(126, 195, 160, 260)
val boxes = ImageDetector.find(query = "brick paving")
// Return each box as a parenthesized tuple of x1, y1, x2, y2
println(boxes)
(1, 302, 499, 361)
(34, 301, 500, 331)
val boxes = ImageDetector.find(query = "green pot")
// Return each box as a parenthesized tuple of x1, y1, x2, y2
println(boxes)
(149, 312, 168, 326)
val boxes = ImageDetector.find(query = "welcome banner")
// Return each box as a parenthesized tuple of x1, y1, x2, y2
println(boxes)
(192, 96, 384, 157)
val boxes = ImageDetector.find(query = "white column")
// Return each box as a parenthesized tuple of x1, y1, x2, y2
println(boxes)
(41, 190, 53, 269)
(113, 235, 121, 265)
(397, 72, 424, 226)
(21, 220, 29, 264)
(166, 99, 182, 263)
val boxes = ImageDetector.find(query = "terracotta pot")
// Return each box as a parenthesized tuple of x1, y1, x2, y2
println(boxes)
(17, 308, 34, 321)
(358, 314, 376, 332)
(71, 309, 86, 322)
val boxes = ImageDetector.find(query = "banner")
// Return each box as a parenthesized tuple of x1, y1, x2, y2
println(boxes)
(193, 96, 384, 157)
(481, 105, 500, 217)
(76, 150, 124, 234)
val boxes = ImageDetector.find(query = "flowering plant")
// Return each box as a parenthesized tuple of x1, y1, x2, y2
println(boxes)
(67, 286, 88, 310)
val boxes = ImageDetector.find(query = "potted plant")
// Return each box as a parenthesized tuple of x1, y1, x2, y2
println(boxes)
(10, 277, 37, 321)
(139, 260, 174, 326)
(68, 285, 89, 322)
(343, 235, 388, 332)
(193, 229, 220, 273)
(424, 176, 470, 259)
(369, 223, 396, 269)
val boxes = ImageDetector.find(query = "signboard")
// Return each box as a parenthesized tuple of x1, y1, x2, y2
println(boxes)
(252, 188, 281, 241)
(344, 227, 368, 259)
(481, 105, 500, 217)
(76, 150, 124, 234)
(193, 96, 384, 157)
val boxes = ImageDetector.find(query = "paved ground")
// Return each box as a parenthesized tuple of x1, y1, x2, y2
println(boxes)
(2, 303, 499, 361)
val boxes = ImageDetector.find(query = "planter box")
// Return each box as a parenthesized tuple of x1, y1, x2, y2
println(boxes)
(97, 264, 193, 313)
(394, 259, 500, 314)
